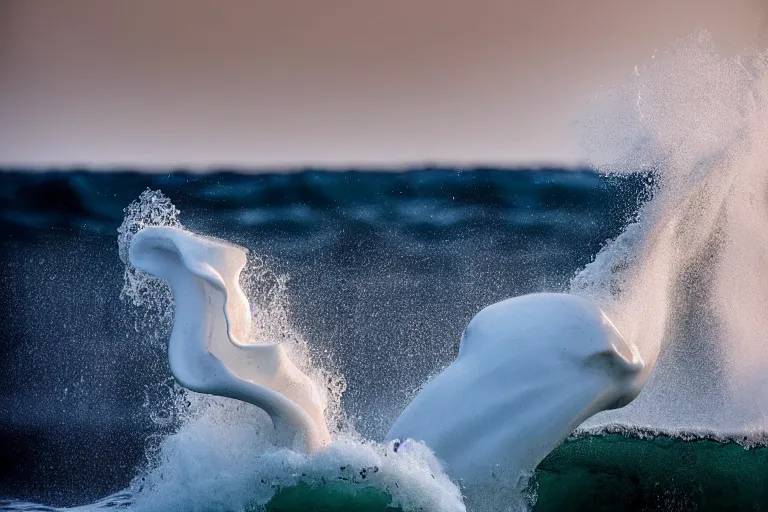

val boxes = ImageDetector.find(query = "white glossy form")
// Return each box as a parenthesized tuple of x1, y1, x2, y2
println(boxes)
(386, 293, 645, 488)
(129, 226, 331, 451)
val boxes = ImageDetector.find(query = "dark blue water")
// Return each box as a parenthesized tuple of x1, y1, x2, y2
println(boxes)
(0, 168, 652, 508)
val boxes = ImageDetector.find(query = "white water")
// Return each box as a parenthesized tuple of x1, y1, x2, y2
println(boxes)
(573, 33, 768, 437)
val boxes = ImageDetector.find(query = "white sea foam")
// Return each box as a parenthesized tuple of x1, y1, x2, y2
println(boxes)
(129, 404, 464, 512)
(572, 33, 768, 437)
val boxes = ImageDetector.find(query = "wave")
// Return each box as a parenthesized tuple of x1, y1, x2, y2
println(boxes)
(0, 168, 645, 237)
(537, 429, 768, 511)
(573, 424, 768, 447)
(5, 427, 766, 512)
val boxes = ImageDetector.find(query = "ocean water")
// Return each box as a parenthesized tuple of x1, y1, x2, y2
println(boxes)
(0, 168, 763, 512)
(0, 169, 648, 511)
(3, 35, 768, 511)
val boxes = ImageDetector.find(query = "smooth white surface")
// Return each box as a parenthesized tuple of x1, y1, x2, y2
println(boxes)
(129, 226, 330, 451)
(386, 293, 645, 488)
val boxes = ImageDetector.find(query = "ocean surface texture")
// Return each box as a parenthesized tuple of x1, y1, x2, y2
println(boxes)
(0, 169, 763, 511)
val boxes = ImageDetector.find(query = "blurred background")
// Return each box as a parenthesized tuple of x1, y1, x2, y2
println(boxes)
(1, 0, 766, 168)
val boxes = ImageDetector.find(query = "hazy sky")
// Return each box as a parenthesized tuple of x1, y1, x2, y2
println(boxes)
(1, 1, 766, 169)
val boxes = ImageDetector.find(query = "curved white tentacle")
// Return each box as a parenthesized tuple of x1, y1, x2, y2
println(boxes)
(387, 293, 646, 493)
(129, 226, 330, 451)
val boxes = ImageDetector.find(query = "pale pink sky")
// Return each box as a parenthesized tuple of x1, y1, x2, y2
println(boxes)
(1, 1, 766, 169)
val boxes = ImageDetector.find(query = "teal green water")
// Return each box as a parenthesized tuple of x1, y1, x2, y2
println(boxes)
(265, 483, 399, 512)
(261, 433, 768, 511)
(533, 432, 768, 511)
